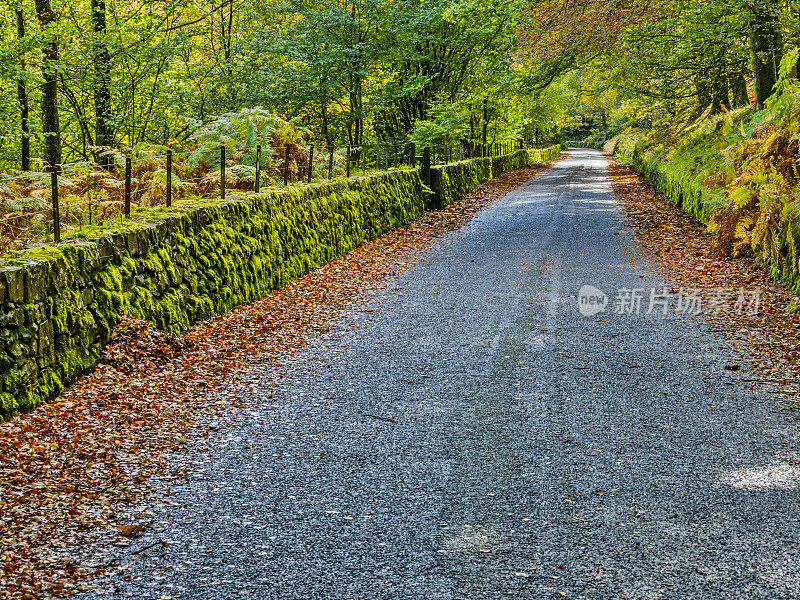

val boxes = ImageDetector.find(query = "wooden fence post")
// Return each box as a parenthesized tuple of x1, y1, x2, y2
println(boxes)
(346, 145, 351, 178)
(166, 150, 173, 206)
(328, 145, 334, 179)
(284, 144, 290, 185)
(422, 145, 431, 187)
(308, 144, 314, 183)
(220, 144, 226, 200)
(50, 166, 60, 243)
(124, 156, 131, 218)
(255, 144, 261, 194)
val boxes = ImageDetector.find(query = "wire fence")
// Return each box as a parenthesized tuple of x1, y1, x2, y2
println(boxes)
(0, 137, 550, 249)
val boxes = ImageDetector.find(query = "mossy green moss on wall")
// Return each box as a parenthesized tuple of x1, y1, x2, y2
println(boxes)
(429, 146, 561, 208)
(528, 145, 563, 164)
(430, 157, 493, 208)
(0, 169, 425, 420)
(611, 109, 800, 290)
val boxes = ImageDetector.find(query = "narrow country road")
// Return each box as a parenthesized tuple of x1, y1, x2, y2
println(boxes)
(93, 150, 800, 599)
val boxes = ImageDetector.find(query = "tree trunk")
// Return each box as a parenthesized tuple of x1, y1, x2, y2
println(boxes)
(34, 0, 61, 168)
(321, 97, 332, 150)
(709, 71, 730, 114)
(91, 0, 113, 166)
(690, 79, 711, 121)
(730, 71, 750, 107)
(350, 74, 363, 148)
(749, 5, 783, 109)
(220, 0, 234, 108)
(15, 9, 30, 171)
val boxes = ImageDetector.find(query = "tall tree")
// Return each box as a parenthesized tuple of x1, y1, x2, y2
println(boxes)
(33, 0, 60, 168)
(747, 1, 783, 108)
(14, 6, 30, 171)
(91, 0, 113, 162)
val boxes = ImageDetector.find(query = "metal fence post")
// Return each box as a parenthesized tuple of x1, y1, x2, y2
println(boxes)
(255, 144, 261, 194)
(346, 145, 351, 178)
(124, 156, 131, 218)
(50, 166, 60, 243)
(308, 144, 314, 183)
(328, 145, 334, 179)
(284, 144, 290, 185)
(220, 145, 226, 200)
(166, 149, 173, 206)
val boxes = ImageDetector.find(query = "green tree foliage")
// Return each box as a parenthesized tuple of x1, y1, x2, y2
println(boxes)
(5, 0, 797, 173)
(0, 0, 563, 172)
(518, 0, 798, 137)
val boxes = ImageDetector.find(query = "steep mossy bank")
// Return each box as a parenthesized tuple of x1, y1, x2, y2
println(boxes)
(610, 84, 800, 289)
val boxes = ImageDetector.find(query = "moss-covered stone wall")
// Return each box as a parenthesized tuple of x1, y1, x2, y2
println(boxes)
(611, 134, 718, 223)
(429, 157, 493, 209)
(0, 147, 563, 420)
(0, 170, 424, 419)
(429, 146, 562, 208)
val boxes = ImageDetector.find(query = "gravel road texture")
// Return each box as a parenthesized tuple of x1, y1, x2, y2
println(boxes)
(81, 149, 800, 599)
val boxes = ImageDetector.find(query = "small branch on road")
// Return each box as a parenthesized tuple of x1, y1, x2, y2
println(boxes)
(365, 414, 398, 424)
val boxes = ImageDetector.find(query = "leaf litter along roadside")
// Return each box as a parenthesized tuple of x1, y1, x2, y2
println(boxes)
(0, 159, 557, 600)
(608, 157, 800, 407)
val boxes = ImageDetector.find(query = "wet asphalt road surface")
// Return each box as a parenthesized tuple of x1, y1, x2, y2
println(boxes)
(90, 150, 800, 599)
